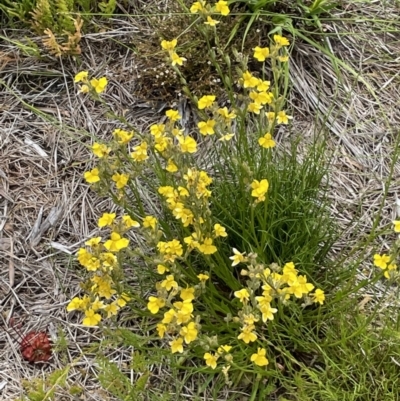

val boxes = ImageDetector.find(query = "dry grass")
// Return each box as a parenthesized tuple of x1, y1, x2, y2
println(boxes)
(1, 0, 400, 399)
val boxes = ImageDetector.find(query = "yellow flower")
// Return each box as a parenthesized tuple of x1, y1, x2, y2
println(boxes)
(251, 348, 269, 367)
(247, 102, 263, 114)
(112, 172, 129, 189)
(253, 46, 270, 62)
(166, 109, 181, 121)
(204, 16, 219, 26)
(234, 288, 250, 303)
(74, 71, 88, 83)
(251, 179, 269, 202)
(267, 112, 276, 122)
(170, 337, 184, 353)
(260, 304, 277, 322)
(312, 289, 325, 305)
(131, 142, 148, 162)
(197, 273, 209, 282)
(117, 293, 131, 306)
(393, 220, 400, 233)
(249, 91, 273, 105)
(104, 301, 120, 318)
(258, 133, 276, 149)
(161, 39, 177, 51)
(147, 296, 166, 314)
(278, 55, 289, 62)
(180, 287, 195, 302)
(190, 0, 206, 13)
(67, 297, 83, 312)
(218, 107, 236, 120)
(238, 324, 257, 344)
(170, 52, 186, 66)
(98, 212, 116, 228)
(85, 237, 102, 247)
(113, 129, 134, 144)
(256, 79, 270, 92)
(104, 232, 129, 252)
(162, 309, 176, 324)
(179, 136, 197, 153)
(217, 345, 232, 354)
(90, 77, 108, 94)
(166, 159, 179, 172)
(83, 309, 102, 326)
(180, 322, 198, 344)
(91, 297, 105, 311)
(156, 323, 167, 338)
(198, 238, 217, 255)
(276, 110, 292, 124)
(213, 223, 227, 237)
(229, 248, 246, 266)
(150, 124, 165, 138)
(84, 168, 100, 184)
(274, 34, 290, 47)
(79, 85, 89, 93)
(204, 352, 218, 369)
(384, 263, 397, 279)
(215, 0, 230, 15)
(157, 264, 169, 274)
(219, 133, 234, 141)
(373, 253, 390, 269)
(161, 275, 178, 291)
(143, 216, 157, 229)
(198, 119, 216, 135)
(122, 215, 140, 228)
(242, 71, 259, 88)
(198, 95, 216, 110)
(92, 142, 111, 158)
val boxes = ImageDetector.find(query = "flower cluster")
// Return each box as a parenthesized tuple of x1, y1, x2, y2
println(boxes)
(190, 1, 230, 26)
(66, 213, 135, 325)
(74, 71, 108, 94)
(161, 39, 186, 67)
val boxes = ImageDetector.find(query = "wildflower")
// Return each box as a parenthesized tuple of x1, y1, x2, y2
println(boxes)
(384, 263, 397, 279)
(204, 352, 218, 369)
(251, 179, 269, 202)
(230, 248, 246, 266)
(179, 136, 197, 153)
(102, 301, 119, 318)
(197, 273, 209, 282)
(122, 215, 140, 228)
(278, 55, 289, 62)
(84, 168, 100, 184)
(242, 71, 259, 88)
(190, 0, 206, 13)
(219, 133, 234, 141)
(117, 293, 131, 306)
(74, 71, 88, 83)
(170, 337, 184, 353)
(251, 348, 269, 366)
(393, 220, 400, 233)
(83, 309, 102, 326)
(238, 324, 257, 344)
(166, 109, 181, 121)
(156, 323, 167, 338)
(79, 85, 89, 93)
(171, 52, 186, 66)
(249, 91, 273, 105)
(274, 34, 290, 47)
(205, 16, 219, 26)
(113, 129, 134, 144)
(85, 237, 102, 247)
(104, 232, 129, 252)
(198, 95, 216, 110)
(180, 322, 198, 344)
(90, 77, 108, 94)
(98, 212, 116, 228)
(180, 287, 195, 302)
(214, 223, 227, 237)
(276, 110, 292, 124)
(161, 275, 178, 291)
(91, 297, 105, 311)
(166, 159, 178, 172)
(157, 264, 169, 274)
(143, 216, 157, 230)
(253, 46, 270, 62)
(67, 297, 83, 312)
(247, 102, 263, 114)
(373, 254, 390, 270)
(215, 0, 230, 15)
(198, 119, 216, 135)
(162, 309, 176, 324)
(234, 288, 250, 303)
(131, 142, 148, 162)
(267, 112, 276, 123)
(312, 289, 325, 305)
(198, 238, 218, 255)
(161, 39, 177, 51)
(256, 79, 270, 92)
(150, 124, 165, 138)
(217, 345, 232, 354)
(154, 136, 170, 152)
(260, 304, 277, 322)
(77, 248, 92, 266)
(92, 143, 111, 158)
(258, 133, 276, 149)
(112, 172, 129, 189)
(218, 107, 236, 120)
(147, 296, 166, 314)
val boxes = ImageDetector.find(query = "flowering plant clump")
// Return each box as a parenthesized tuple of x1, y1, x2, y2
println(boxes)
(67, 4, 337, 390)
